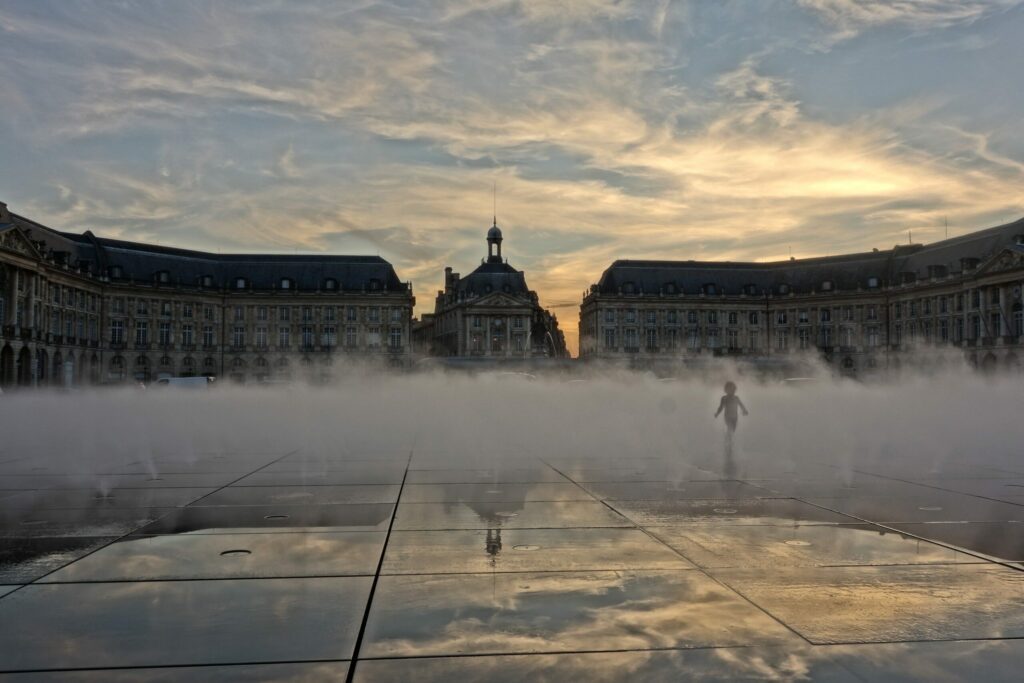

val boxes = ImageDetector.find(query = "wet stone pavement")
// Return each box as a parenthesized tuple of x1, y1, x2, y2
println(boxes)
(1, 451, 1024, 681)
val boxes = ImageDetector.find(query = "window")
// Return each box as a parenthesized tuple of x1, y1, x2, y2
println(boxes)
(940, 297, 948, 314)
(301, 326, 315, 349)
(688, 328, 700, 349)
(389, 328, 402, 349)
(940, 319, 949, 342)
(201, 275, 213, 288)
(346, 307, 357, 322)
(161, 301, 172, 316)
(923, 299, 931, 316)
(257, 306, 268, 321)
(390, 308, 402, 323)
(110, 320, 125, 344)
(278, 306, 291, 322)
(183, 303, 194, 318)
(1013, 305, 1023, 337)
(798, 310, 809, 324)
(707, 311, 718, 325)
(727, 311, 738, 325)
(971, 289, 980, 309)
(513, 333, 525, 352)
(204, 306, 215, 321)
(159, 322, 171, 346)
(112, 297, 125, 314)
(603, 328, 616, 349)
(278, 326, 291, 348)
(604, 309, 616, 323)
(255, 326, 268, 349)
(646, 310, 657, 325)
(324, 306, 337, 322)
(323, 326, 337, 347)
(624, 328, 638, 351)
(325, 278, 337, 291)
(345, 326, 357, 347)
(819, 326, 832, 348)
(991, 287, 1001, 304)
(367, 327, 381, 349)
(798, 328, 810, 350)
(513, 316, 524, 329)
(645, 328, 657, 350)
(687, 311, 697, 324)
(840, 327, 853, 347)
(667, 310, 678, 325)
(182, 324, 194, 346)
(136, 299, 149, 315)
(909, 301, 917, 317)
(820, 308, 831, 323)
(749, 311, 759, 325)
(707, 328, 719, 349)
(953, 318, 964, 343)
(727, 329, 739, 350)
(232, 326, 245, 349)
(366, 306, 380, 323)
(866, 305, 878, 321)
(157, 271, 169, 284)
(202, 325, 215, 348)
(748, 330, 759, 350)
(666, 328, 678, 349)
(234, 306, 244, 322)
(867, 277, 879, 289)
(842, 307, 854, 322)
(235, 278, 247, 290)
(625, 309, 636, 323)
(280, 278, 291, 290)
(775, 328, 788, 350)
(776, 311, 788, 325)
(134, 321, 148, 345)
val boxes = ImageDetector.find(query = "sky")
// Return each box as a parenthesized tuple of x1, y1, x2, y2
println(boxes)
(2, 0, 1024, 355)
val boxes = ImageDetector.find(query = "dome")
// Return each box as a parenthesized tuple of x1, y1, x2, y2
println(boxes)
(487, 223, 503, 240)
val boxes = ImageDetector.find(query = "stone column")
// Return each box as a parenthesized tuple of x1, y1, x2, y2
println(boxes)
(1000, 285, 1010, 337)
(505, 316, 511, 357)
(4, 268, 17, 327)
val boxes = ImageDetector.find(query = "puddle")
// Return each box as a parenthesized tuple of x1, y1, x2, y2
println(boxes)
(495, 512, 519, 518)
(918, 506, 943, 511)
(264, 514, 290, 520)
(713, 508, 738, 514)
(20, 519, 48, 526)
(220, 549, 252, 557)
(783, 540, 811, 547)
(512, 545, 541, 551)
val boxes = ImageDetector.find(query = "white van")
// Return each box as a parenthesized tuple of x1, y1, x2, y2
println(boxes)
(153, 376, 215, 390)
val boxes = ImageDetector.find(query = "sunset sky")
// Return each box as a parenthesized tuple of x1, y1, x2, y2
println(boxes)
(2, 0, 1023, 354)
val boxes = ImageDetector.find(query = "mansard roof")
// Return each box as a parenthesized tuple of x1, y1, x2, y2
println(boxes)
(595, 216, 1024, 296)
(7, 211, 407, 292)
(456, 260, 530, 297)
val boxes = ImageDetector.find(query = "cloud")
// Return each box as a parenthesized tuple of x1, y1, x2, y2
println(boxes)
(1, 0, 1023, 356)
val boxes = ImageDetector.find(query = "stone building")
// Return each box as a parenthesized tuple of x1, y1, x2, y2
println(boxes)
(420, 220, 567, 359)
(579, 217, 1024, 374)
(0, 202, 414, 387)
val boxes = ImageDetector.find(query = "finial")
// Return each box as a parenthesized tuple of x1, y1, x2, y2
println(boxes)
(493, 181, 497, 227)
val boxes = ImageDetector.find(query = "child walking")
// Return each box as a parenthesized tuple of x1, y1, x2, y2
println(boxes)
(714, 381, 749, 435)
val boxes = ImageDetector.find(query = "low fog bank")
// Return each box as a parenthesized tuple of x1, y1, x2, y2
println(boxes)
(1, 362, 1022, 484)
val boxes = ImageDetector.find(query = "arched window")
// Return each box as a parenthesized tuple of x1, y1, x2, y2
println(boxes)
(159, 355, 172, 367)
(203, 356, 216, 369)
(231, 357, 245, 369)
(255, 357, 268, 368)
(182, 357, 195, 367)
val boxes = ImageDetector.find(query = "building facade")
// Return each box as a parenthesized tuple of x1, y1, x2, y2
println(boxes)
(0, 202, 414, 388)
(420, 221, 567, 359)
(580, 217, 1024, 374)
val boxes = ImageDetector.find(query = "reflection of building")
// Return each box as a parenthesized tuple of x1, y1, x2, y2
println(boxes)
(580, 217, 1024, 374)
(418, 220, 567, 359)
(0, 202, 414, 387)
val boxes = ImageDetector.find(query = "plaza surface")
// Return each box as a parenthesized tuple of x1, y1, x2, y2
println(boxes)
(2, 447, 1024, 681)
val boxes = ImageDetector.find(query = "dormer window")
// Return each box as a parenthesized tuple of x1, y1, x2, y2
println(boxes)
(201, 275, 213, 288)
(703, 283, 717, 296)
(324, 278, 337, 291)
(778, 283, 790, 295)
(109, 266, 123, 279)
(744, 283, 758, 296)
(369, 278, 381, 291)
(821, 280, 833, 292)
(156, 271, 170, 284)
(622, 281, 635, 295)
(235, 277, 247, 290)
(867, 277, 879, 289)
(280, 278, 292, 290)
(665, 283, 677, 294)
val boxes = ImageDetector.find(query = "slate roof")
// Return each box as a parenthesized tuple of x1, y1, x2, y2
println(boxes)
(595, 216, 1024, 296)
(7, 212, 407, 292)
(456, 260, 530, 297)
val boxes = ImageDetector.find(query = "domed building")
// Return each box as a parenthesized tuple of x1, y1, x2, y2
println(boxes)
(419, 220, 567, 359)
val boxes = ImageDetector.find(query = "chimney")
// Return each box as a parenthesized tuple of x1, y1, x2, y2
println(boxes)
(0, 201, 10, 223)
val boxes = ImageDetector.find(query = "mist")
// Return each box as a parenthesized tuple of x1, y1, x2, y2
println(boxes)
(2, 363, 1022, 489)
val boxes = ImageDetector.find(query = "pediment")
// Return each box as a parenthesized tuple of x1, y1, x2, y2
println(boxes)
(468, 292, 531, 308)
(0, 225, 41, 260)
(974, 247, 1024, 278)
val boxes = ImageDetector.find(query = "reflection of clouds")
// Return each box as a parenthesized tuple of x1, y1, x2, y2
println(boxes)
(364, 570, 796, 657)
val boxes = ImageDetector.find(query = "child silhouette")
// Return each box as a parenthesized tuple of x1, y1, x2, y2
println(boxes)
(714, 381, 748, 435)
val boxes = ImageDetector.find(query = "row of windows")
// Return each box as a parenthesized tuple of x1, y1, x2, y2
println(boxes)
(110, 321, 403, 349)
(114, 268, 378, 293)
(599, 306, 882, 326)
(108, 300, 406, 323)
